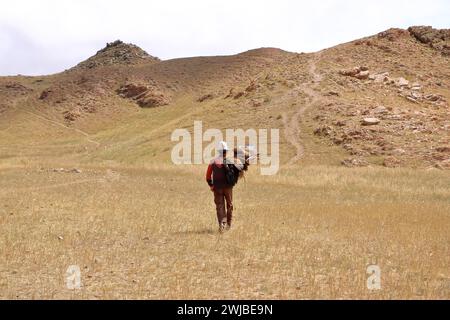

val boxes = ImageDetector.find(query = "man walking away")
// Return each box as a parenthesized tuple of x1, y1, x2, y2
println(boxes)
(206, 141, 240, 233)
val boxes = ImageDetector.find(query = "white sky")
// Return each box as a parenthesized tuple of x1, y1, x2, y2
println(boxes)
(0, 0, 449, 76)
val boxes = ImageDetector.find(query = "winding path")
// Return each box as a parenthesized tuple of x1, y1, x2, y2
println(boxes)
(282, 52, 323, 165)
(1, 97, 101, 147)
(23, 110, 101, 147)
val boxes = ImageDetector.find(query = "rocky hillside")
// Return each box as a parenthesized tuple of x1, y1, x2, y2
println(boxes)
(306, 27, 449, 169)
(0, 26, 448, 169)
(408, 26, 450, 56)
(74, 40, 160, 70)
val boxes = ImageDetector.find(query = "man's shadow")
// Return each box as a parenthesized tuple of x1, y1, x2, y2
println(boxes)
(173, 228, 216, 236)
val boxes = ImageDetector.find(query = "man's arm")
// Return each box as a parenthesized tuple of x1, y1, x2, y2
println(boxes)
(206, 164, 213, 187)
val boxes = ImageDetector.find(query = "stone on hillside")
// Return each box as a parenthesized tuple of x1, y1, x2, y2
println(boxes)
(137, 92, 170, 108)
(405, 91, 422, 103)
(355, 70, 370, 80)
(369, 72, 390, 83)
(411, 82, 422, 91)
(314, 125, 333, 136)
(64, 110, 81, 122)
(339, 67, 373, 80)
(384, 77, 395, 85)
(373, 106, 388, 114)
(341, 158, 369, 167)
(424, 94, 442, 102)
(362, 118, 381, 126)
(117, 83, 148, 98)
(117, 82, 170, 108)
(339, 67, 362, 77)
(395, 77, 410, 87)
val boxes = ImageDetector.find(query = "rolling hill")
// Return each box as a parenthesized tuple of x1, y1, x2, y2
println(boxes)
(0, 26, 449, 299)
(0, 26, 448, 169)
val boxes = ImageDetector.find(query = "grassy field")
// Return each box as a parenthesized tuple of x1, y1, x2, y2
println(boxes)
(0, 162, 449, 299)
(0, 42, 449, 299)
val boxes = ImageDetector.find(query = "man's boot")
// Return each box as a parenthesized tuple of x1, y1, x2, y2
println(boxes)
(219, 222, 226, 234)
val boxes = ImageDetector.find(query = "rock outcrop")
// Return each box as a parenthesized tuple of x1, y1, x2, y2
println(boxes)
(408, 26, 450, 56)
(75, 40, 160, 69)
(117, 83, 170, 108)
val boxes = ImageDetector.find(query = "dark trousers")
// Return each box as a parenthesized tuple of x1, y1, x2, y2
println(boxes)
(214, 187, 233, 227)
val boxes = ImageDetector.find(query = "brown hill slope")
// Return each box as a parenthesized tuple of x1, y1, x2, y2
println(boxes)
(74, 40, 160, 70)
(305, 27, 449, 169)
(0, 26, 448, 169)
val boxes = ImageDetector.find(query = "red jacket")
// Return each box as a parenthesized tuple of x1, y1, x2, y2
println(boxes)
(206, 157, 227, 189)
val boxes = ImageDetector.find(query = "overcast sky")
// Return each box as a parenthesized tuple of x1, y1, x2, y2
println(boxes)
(0, 0, 449, 76)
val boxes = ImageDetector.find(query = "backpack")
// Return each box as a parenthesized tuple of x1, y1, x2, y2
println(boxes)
(224, 161, 239, 187)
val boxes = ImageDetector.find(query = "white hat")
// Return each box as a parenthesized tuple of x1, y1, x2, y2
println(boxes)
(217, 141, 229, 151)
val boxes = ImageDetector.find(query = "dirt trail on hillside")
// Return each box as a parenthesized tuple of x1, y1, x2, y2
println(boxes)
(283, 52, 323, 165)
(24, 110, 101, 147)
(1, 97, 101, 147)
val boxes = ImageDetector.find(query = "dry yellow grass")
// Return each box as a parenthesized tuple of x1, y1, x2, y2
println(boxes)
(0, 28, 449, 300)
(0, 163, 449, 299)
